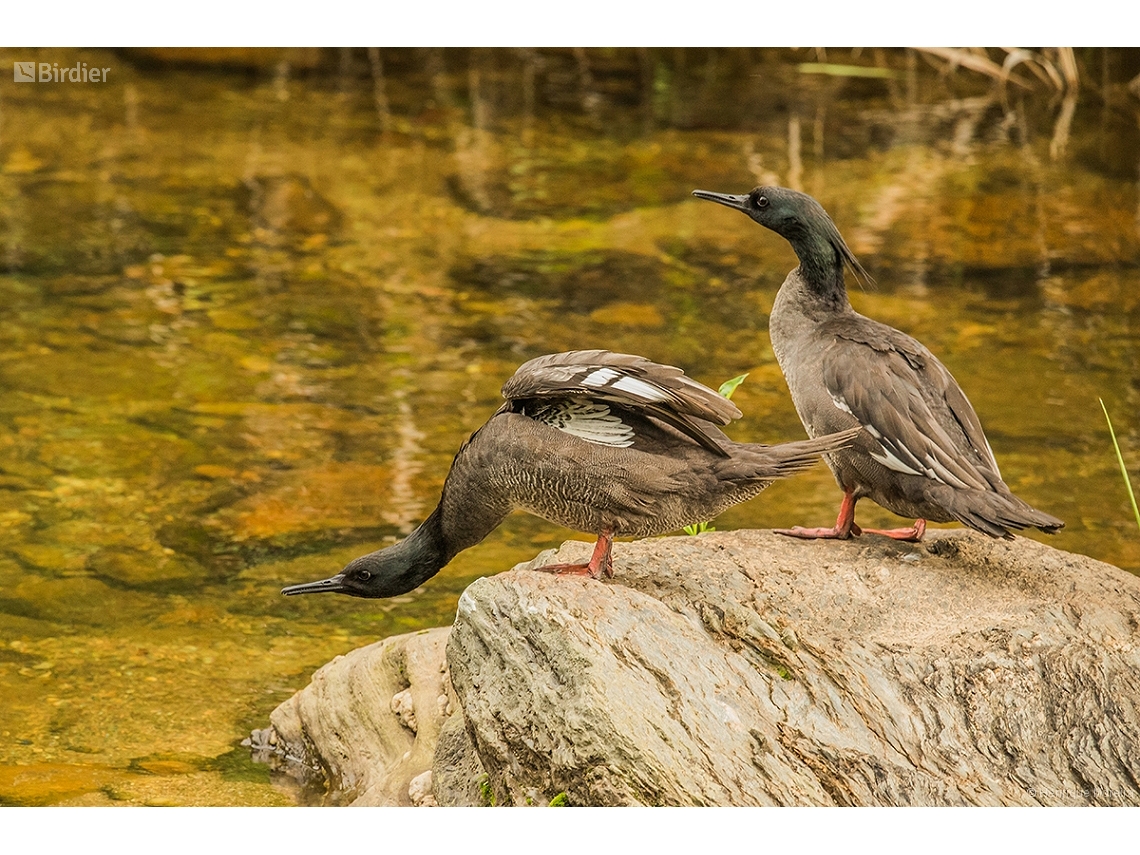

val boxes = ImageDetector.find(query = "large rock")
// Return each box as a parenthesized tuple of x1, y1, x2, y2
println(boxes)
(249, 626, 460, 806)
(255, 530, 1140, 806)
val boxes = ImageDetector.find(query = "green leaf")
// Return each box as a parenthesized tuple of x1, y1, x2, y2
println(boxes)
(718, 373, 748, 400)
(1101, 398, 1140, 534)
(549, 792, 570, 807)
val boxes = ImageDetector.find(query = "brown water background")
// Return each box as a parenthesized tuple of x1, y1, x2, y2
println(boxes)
(1, 47, 1139, 805)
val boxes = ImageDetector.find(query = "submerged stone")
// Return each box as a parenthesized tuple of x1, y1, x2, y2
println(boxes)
(213, 462, 400, 541)
(86, 548, 206, 590)
(0, 762, 127, 806)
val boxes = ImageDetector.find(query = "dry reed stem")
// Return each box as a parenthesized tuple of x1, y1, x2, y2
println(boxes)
(916, 47, 1079, 95)
(917, 47, 1034, 89)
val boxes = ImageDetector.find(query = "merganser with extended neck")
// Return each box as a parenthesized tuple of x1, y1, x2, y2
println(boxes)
(282, 349, 858, 598)
(692, 185, 1063, 541)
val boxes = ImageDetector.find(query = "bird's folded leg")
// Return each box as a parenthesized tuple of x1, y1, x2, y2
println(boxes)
(861, 518, 926, 542)
(532, 528, 614, 579)
(776, 489, 861, 540)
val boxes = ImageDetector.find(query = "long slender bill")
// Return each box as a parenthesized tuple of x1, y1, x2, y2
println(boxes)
(691, 190, 751, 211)
(281, 573, 348, 596)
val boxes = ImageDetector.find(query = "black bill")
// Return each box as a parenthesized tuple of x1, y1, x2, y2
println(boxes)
(281, 573, 347, 596)
(691, 189, 751, 211)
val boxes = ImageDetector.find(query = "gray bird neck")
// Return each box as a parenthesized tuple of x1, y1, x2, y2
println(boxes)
(432, 430, 517, 563)
(770, 264, 852, 349)
(767, 263, 855, 438)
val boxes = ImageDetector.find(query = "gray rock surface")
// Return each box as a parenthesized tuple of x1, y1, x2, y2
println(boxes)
(257, 530, 1140, 806)
(253, 626, 457, 805)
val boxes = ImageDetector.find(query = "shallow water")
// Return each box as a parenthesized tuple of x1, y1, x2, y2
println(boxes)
(1, 47, 1139, 805)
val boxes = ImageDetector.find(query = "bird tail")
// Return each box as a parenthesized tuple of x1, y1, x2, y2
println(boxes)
(725, 426, 861, 481)
(948, 491, 1065, 539)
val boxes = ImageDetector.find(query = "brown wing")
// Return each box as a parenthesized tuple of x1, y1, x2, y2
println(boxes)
(818, 316, 1004, 492)
(501, 350, 741, 456)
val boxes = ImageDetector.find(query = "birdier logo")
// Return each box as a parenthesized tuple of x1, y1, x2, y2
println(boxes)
(13, 61, 109, 83)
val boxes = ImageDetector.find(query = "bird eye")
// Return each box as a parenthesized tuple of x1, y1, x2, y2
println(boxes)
(755, 195, 769, 209)
(357, 569, 372, 581)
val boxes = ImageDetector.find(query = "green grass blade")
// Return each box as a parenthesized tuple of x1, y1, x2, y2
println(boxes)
(1100, 398, 1140, 533)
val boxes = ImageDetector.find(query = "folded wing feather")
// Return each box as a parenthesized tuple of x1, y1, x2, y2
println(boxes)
(502, 350, 739, 455)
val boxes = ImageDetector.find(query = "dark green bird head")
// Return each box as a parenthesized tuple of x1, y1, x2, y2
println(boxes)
(281, 513, 447, 599)
(691, 185, 871, 295)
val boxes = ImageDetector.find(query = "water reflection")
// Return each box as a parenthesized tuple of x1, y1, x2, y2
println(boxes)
(0, 47, 1138, 806)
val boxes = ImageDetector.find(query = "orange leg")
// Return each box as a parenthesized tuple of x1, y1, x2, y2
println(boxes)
(861, 518, 926, 542)
(532, 528, 614, 579)
(776, 489, 862, 540)
(776, 491, 929, 542)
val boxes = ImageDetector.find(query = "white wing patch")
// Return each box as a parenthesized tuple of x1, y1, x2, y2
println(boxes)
(831, 390, 918, 472)
(869, 443, 972, 487)
(924, 454, 972, 489)
(580, 369, 669, 404)
(528, 399, 635, 447)
(832, 390, 966, 485)
(870, 447, 924, 476)
(980, 435, 1000, 478)
(830, 391, 855, 417)
(582, 367, 620, 387)
(611, 375, 669, 402)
